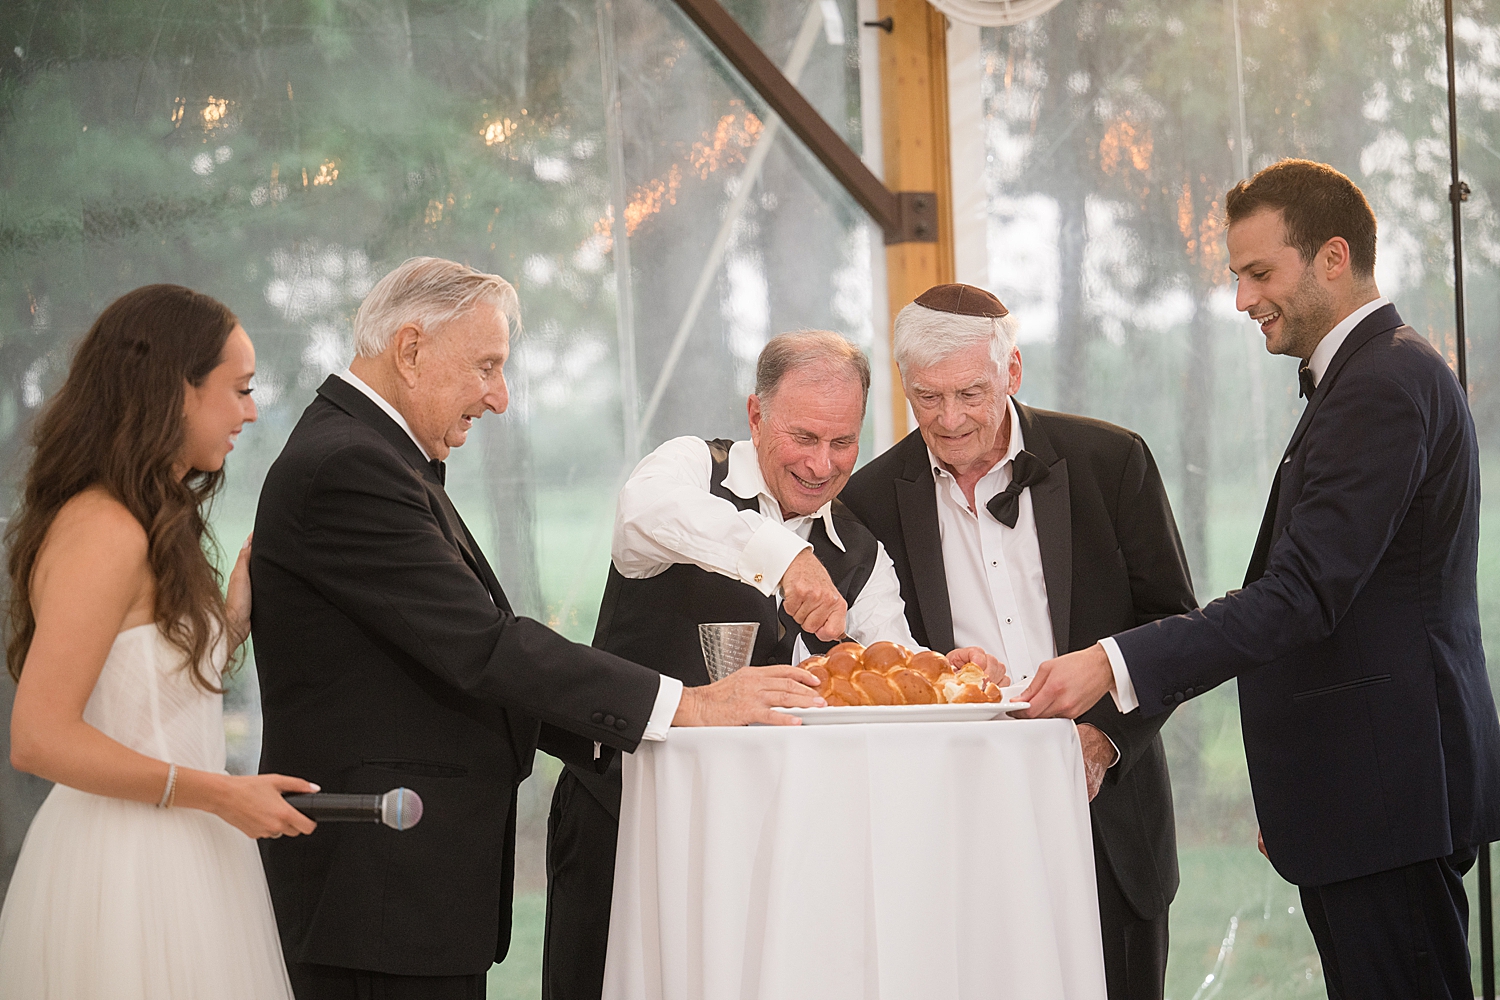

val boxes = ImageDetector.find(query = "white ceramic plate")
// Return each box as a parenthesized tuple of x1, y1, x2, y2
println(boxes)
(772, 702, 1029, 725)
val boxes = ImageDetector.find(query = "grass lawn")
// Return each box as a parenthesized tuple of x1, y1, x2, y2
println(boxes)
(488, 893, 547, 1000)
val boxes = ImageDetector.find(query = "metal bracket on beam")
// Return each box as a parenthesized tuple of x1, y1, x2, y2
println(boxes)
(889, 192, 939, 244)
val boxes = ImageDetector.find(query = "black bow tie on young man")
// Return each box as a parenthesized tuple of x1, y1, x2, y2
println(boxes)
(1298, 363, 1317, 399)
(986, 450, 1050, 528)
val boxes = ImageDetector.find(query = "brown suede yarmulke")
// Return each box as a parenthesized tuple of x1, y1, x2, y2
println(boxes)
(913, 283, 1009, 318)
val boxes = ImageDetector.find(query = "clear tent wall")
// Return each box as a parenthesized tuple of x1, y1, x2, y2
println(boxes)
(1, 1, 1496, 997)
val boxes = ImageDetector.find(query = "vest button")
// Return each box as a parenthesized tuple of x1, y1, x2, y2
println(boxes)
(592, 712, 604, 723)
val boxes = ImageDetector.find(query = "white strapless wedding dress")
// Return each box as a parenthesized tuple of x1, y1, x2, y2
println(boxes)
(0, 625, 294, 999)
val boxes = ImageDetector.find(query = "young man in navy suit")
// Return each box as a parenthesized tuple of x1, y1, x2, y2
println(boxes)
(1021, 160, 1500, 998)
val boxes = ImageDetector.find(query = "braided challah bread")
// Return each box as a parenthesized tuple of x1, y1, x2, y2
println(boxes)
(799, 641, 1004, 707)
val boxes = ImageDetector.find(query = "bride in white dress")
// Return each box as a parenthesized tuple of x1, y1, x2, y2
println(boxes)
(0, 285, 318, 998)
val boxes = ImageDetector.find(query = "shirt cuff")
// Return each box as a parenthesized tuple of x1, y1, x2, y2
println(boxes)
(1099, 637, 1140, 715)
(737, 519, 812, 597)
(642, 675, 683, 741)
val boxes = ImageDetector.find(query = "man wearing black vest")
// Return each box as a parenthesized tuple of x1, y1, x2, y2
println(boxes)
(542, 330, 1002, 1000)
(1021, 161, 1500, 999)
(839, 284, 1196, 1000)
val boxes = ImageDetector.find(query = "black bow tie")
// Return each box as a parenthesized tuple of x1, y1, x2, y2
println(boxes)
(986, 450, 1050, 528)
(1298, 363, 1316, 399)
(429, 458, 446, 486)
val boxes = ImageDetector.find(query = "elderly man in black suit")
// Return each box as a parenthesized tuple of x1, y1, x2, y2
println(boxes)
(250, 257, 821, 1000)
(840, 283, 1196, 1000)
(1022, 160, 1500, 999)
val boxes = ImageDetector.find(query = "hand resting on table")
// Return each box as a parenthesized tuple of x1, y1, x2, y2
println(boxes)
(673, 664, 825, 727)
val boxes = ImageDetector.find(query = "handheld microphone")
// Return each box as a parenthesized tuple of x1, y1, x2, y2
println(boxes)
(283, 787, 423, 831)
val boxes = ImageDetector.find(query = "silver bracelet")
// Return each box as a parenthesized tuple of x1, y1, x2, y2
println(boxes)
(157, 763, 178, 809)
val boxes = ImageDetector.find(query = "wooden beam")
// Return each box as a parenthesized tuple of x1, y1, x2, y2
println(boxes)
(879, 0, 956, 437)
(669, 0, 901, 235)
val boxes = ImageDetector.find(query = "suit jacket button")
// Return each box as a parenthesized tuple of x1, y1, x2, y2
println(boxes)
(604, 714, 616, 727)
(1176, 692, 1186, 703)
(1162, 695, 1174, 706)
(592, 712, 604, 723)
(615, 718, 628, 730)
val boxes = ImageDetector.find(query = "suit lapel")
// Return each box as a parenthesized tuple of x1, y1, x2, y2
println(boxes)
(316, 375, 511, 613)
(1245, 305, 1404, 586)
(1014, 404, 1072, 655)
(892, 432, 955, 652)
(317, 375, 431, 477)
(1282, 304, 1403, 458)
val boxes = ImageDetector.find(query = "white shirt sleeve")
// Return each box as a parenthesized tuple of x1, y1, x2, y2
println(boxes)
(612, 436, 811, 598)
(1099, 636, 1140, 714)
(640, 675, 683, 741)
(844, 543, 924, 650)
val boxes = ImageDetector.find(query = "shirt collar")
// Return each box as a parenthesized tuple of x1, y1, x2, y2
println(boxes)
(927, 395, 1026, 482)
(1307, 296, 1391, 387)
(333, 368, 432, 461)
(723, 439, 845, 552)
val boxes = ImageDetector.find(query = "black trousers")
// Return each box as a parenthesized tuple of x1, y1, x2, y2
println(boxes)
(286, 962, 487, 1000)
(543, 768, 618, 1000)
(1299, 846, 1478, 1000)
(1094, 851, 1171, 1000)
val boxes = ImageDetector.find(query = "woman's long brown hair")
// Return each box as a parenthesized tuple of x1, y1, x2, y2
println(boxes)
(5, 284, 239, 690)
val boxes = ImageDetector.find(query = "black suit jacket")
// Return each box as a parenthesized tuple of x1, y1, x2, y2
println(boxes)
(841, 406, 1196, 919)
(1115, 305, 1500, 887)
(251, 376, 662, 975)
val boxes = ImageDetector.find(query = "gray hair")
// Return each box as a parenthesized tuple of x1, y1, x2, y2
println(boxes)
(755, 330, 872, 416)
(891, 302, 1020, 385)
(352, 257, 520, 358)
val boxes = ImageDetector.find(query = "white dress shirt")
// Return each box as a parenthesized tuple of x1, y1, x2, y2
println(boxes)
(1100, 296, 1393, 713)
(929, 396, 1056, 683)
(612, 436, 921, 654)
(332, 370, 681, 740)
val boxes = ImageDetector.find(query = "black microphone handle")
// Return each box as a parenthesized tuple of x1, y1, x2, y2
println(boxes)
(283, 792, 383, 823)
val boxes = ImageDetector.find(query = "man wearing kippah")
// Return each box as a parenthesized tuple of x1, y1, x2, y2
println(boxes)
(544, 329, 1005, 1000)
(841, 284, 1195, 1000)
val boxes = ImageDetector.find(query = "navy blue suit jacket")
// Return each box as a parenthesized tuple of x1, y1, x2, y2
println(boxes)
(1115, 304, 1500, 886)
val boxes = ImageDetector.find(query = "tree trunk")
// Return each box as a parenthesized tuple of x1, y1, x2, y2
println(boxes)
(1055, 184, 1090, 412)
(484, 412, 545, 619)
(1179, 289, 1214, 592)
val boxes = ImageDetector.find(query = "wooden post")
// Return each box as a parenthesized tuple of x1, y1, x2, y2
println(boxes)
(879, 0, 956, 438)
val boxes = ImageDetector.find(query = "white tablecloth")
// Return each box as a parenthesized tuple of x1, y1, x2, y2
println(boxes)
(602, 718, 1107, 1000)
